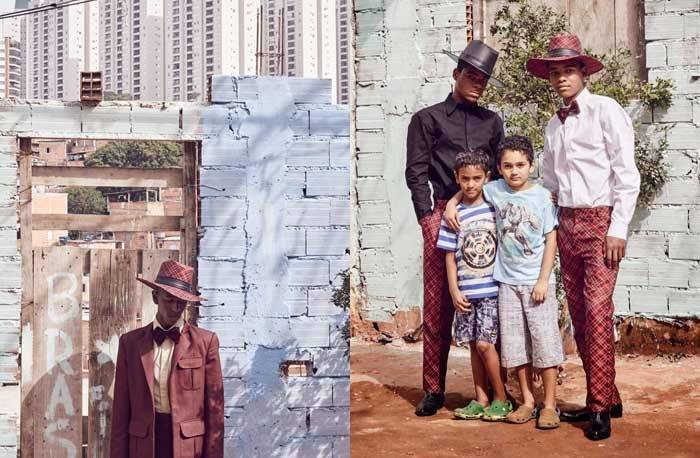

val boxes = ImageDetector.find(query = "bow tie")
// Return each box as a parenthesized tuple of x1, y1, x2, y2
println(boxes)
(154, 326, 180, 345)
(557, 100, 580, 124)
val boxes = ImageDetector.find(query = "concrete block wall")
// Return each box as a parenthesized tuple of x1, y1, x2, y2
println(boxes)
(355, 0, 469, 323)
(0, 76, 349, 457)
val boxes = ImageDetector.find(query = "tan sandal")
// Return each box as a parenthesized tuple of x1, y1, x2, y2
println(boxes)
(505, 405, 535, 424)
(537, 407, 560, 429)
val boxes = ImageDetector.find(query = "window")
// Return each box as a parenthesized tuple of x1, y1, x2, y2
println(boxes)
(207, 65, 214, 72)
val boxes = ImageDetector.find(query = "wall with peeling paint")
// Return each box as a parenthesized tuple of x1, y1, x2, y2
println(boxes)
(353, 0, 700, 333)
(0, 75, 350, 457)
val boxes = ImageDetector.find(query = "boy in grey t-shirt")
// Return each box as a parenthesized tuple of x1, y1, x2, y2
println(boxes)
(446, 136, 564, 429)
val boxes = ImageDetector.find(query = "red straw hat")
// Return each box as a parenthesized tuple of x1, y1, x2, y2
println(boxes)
(137, 260, 205, 302)
(526, 33, 604, 79)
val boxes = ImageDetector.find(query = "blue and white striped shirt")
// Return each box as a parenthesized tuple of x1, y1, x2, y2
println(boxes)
(437, 202, 499, 299)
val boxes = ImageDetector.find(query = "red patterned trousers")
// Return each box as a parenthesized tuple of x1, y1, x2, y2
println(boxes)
(419, 200, 453, 394)
(558, 207, 622, 412)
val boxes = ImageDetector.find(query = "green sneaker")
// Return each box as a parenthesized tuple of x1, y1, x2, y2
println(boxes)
(482, 399, 513, 422)
(454, 400, 486, 420)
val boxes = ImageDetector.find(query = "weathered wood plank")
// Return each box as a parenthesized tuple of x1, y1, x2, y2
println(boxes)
(33, 247, 85, 458)
(182, 142, 200, 324)
(88, 250, 140, 458)
(32, 166, 183, 188)
(33, 214, 182, 232)
(140, 249, 179, 326)
(19, 137, 34, 458)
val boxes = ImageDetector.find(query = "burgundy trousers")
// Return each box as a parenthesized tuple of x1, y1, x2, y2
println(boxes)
(557, 207, 622, 412)
(155, 413, 174, 458)
(419, 201, 453, 394)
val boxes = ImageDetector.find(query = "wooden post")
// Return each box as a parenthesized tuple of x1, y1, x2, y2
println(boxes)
(182, 142, 199, 324)
(19, 137, 33, 458)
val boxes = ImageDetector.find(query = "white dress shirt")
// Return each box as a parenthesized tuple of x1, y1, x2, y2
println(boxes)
(153, 315, 184, 413)
(542, 88, 640, 239)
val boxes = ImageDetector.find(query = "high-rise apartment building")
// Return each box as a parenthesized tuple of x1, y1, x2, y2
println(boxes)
(25, 0, 99, 100)
(336, 0, 348, 104)
(0, 38, 22, 98)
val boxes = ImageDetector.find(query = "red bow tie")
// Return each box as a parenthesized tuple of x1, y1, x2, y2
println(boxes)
(154, 326, 181, 345)
(557, 100, 580, 124)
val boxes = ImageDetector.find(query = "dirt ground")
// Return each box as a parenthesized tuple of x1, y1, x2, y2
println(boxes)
(351, 340, 700, 458)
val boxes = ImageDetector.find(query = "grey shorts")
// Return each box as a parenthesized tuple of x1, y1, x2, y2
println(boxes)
(454, 296, 499, 346)
(498, 283, 564, 369)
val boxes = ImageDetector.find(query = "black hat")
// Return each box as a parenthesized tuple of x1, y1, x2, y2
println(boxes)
(443, 40, 504, 88)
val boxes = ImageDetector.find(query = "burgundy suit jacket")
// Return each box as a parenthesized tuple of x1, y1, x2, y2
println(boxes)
(110, 323, 224, 458)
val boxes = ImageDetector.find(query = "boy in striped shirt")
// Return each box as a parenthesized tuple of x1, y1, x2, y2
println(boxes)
(437, 149, 511, 421)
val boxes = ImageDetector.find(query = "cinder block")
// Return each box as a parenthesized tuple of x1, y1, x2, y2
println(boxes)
(330, 139, 350, 168)
(275, 438, 333, 458)
(243, 317, 290, 346)
(289, 259, 329, 286)
(223, 378, 246, 407)
(668, 290, 700, 314)
(197, 290, 245, 317)
(285, 200, 331, 227)
(694, 100, 700, 124)
(364, 273, 397, 297)
(690, 208, 700, 232)
(202, 136, 248, 167)
(306, 171, 350, 197)
(632, 207, 688, 231)
(80, 105, 131, 134)
(197, 104, 239, 137)
(245, 287, 293, 318)
(32, 104, 82, 135)
(232, 76, 258, 101)
(286, 229, 306, 257)
(310, 109, 350, 137)
(0, 261, 19, 289)
(311, 348, 349, 377)
(360, 249, 394, 273)
(356, 33, 384, 57)
(308, 289, 338, 316)
(332, 379, 350, 407)
(357, 131, 385, 153)
(0, 230, 16, 257)
(334, 436, 350, 457)
(629, 288, 669, 314)
(653, 98, 693, 122)
(0, 328, 18, 353)
(420, 29, 450, 54)
(644, 0, 666, 13)
(198, 319, 245, 348)
(200, 168, 247, 197)
(287, 78, 333, 104)
(418, 3, 467, 28)
(201, 198, 247, 227)
(355, 10, 384, 34)
(356, 177, 387, 201)
(286, 288, 308, 316)
(357, 57, 386, 82)
(668, 234, 700, 259)
(666, 0, 700, 11)
(198, 259, 244, 290)
(419, 80, 453, 106)
(617, 259, 649, 286)
(652, 179, 700, 204)
(0, 138, 16, 167)
(649, 69, 700, 94)
(666, 40, 700, 66)
(685, 13, 700, 37)
(0, 290, 19, 306)
(330, 258, 349, 286)
(0, 207, 14, 228)
(356, 153, 385, 176)
(613, 286, 629, 314)
(356, 83, 385, 106)
(645, 15, 684, 40)
(286, 140, 330, 167)
(200, 228, 246, 259)
(289, 318, 331, 347)
(330, 200, 350, 227)
(289, 110, 310, 136)
(649, 260, 689, 287)
(356, 106, 384, 130)
(309, 408, 350, 436)
(626, 234, 667, 258)
(358, 201, 390, 225)
(665, 152, 695, 176)
(286, 171, 306, 198)
(360, 226, 390, 248)
(689, 265, 700, 287)
(645, 41, 667, 68)
(0, 102, 30, 132)
(210, 75, 235, 103)
(131, 104, 180, 135)
(307, 229, 349, 256)
(355, 0, 384, 11)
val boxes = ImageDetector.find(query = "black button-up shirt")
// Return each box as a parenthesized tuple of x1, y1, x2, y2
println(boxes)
(405, 93, 505, 220)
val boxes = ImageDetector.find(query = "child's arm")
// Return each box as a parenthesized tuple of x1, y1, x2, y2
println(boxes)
(446, 252, 471, 312)
(444, 191, 463, 231)
(532, 229, 557, 304)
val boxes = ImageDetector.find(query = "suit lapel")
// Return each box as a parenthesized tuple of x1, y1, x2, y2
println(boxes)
(139, 323, 155, 402)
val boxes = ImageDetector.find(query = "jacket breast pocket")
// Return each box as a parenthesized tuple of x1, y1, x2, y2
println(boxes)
(177, 357, 203, 390)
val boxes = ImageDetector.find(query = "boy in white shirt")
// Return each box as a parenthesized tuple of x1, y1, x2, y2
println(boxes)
(526, 33, 640, 441)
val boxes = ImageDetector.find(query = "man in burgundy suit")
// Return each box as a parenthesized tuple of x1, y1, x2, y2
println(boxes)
(110, 260, 224, 458)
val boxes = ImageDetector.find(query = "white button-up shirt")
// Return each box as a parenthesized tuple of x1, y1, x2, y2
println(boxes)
(542, 88, 640, 239)
(153, 316, 184, 413)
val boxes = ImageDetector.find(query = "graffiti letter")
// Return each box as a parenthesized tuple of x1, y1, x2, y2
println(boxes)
(46, 372, 75, 421)
(47, 273, 80, 323)
(45, 328, 75, 375)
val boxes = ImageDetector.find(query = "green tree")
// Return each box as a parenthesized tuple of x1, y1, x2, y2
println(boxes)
(66, 187, 107, 215)
(85, 140, 182, 168)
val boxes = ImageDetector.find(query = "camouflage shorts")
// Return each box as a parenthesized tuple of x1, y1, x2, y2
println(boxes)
(454, 295, 499, 346)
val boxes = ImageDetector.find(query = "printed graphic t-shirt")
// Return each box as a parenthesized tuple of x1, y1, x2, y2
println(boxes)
(483, 179, 558, 285)
(436, 201, 499, 299)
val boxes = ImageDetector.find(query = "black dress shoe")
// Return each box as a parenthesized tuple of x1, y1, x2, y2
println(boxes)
(560, 403, 623, 422)
(585, 411, 611, 441)
(415, 392, 445, 416)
